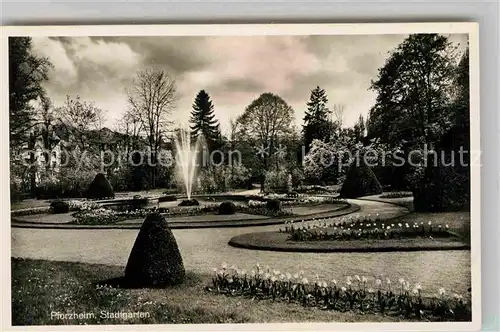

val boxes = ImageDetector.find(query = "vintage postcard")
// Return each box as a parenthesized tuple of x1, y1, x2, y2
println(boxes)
(2, 23, 480, 331)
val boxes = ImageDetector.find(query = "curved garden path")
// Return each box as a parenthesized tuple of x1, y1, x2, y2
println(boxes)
(11, 199, 471, 295)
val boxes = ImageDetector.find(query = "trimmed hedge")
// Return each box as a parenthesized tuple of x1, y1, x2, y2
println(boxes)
(339, 163, 383, 198)
(266, 199, 282, 212)
(218, 201, 236, 215)
(124, 213, 185, 287)
(158, 195, 177, 203)
(85, 173, 115, 199)
(50, 200, 70, 214)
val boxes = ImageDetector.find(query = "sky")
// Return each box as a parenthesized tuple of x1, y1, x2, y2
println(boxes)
(31, 34, 468, 135)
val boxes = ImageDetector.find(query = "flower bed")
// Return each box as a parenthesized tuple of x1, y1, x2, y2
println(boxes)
(379, 192, 414, 199)
(282, 216, 453, 242)
(205, 263, 471, 322)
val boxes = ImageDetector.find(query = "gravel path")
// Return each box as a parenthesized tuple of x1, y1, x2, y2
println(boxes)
(11, 199, 470, 295)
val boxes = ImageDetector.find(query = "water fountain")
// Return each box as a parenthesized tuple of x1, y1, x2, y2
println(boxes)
(174, 129, 201, 206)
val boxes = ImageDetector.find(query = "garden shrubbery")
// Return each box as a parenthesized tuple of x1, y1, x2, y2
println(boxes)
(218, 201, 236, 215)
(159, 195, 177, 203)
(49, 200, 70, 214)
(85, 173, 115, 199)
(413, 124, 470, 212)
(339, 162, 383, 198)
(125, 213, 185, 287)
(178, 199, 200, 207)
(266, 199, 282, 212)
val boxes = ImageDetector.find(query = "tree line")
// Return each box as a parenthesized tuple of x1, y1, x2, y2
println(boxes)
(9, 34, 470, 200)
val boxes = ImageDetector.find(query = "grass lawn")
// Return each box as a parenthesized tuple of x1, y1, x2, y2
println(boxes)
(12, 258, 405, 325)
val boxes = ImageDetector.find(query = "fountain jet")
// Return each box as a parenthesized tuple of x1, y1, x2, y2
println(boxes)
(174, 129, 201, 201)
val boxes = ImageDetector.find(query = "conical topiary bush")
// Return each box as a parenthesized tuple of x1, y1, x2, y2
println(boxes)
(339, 162, 383, 198)
(85, 173, 115, 199)
(124, 213, 185, 287)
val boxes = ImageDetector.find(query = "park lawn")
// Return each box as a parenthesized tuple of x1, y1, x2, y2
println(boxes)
(11, 258, 405, 326)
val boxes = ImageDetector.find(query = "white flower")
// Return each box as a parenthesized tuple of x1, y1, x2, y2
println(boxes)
(341, 286, 347, 292)
(439, 287, 446, 296)
(412, 288, 419, 295)
(375, 279, 382, 286)
(428, 221, 432, 225)
(445, 224, 449, 228)
(361, 276, 368, 283)
(398, 223, 402, 227)
(398, 278, 405, 285)
(387, 226, 391, 230)
(355, 275, 361, 282)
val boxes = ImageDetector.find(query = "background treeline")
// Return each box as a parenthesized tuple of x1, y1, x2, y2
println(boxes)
(9, 34, 470, 211)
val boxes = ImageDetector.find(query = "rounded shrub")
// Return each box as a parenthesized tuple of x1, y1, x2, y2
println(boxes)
(266, 199, 282, 212)
(85, 173, 115, 200)
(178, 199, 199, 207)
(125, 213, 185, 287)
(339, 163, 383, 198)
(218, 201, 236, 215)
(50, 200, 70, 214)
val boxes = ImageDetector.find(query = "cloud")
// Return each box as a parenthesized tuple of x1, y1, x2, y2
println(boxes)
(30, 33, 468, 132)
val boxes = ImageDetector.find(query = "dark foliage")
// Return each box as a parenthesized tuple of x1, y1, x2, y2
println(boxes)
(266, 199, 282, 212)
(339, 163, 383, 198)
(178, 199, 200, 207)
(413, 124, 470, 212)
(49, 200, 70, 214)
(158, 195, 177, 203)
(302, 86, 333, 152)
(190, 90, 222, 153)
(85, 173, 115, 199)
(124, 213, 185, 287)
(218, 201, 236, 215)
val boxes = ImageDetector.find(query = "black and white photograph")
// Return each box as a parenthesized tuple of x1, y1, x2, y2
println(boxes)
(3, 23, 480, 330)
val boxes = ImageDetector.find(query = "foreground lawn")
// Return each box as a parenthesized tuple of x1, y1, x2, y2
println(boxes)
(12, 258, 405, 325)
